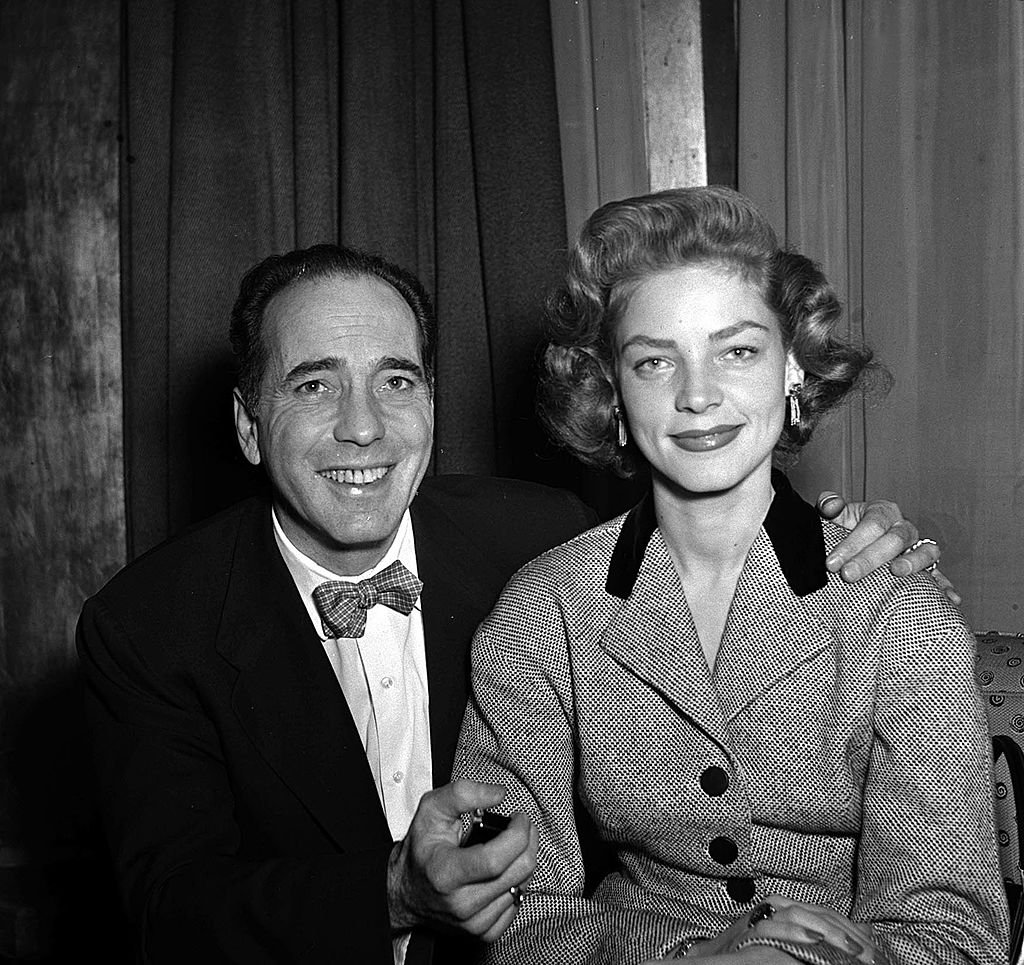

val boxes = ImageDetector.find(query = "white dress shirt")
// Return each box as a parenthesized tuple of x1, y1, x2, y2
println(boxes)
(273, 510, 432, 964)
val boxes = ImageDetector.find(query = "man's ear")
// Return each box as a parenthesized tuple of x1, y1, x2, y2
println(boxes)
(233, 388, 261, 466)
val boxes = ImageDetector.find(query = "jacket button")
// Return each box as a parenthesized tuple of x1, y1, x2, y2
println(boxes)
(726, 877, 756, 903)
(708, 836, 738, 865)
(700, 765, 729, 796)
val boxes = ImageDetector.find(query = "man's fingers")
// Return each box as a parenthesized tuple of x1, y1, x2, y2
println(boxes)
(889, 537, 941, 577)
(456, 813, 536, 888)
(815, 491, 845, 520)
(425, 778, 506, 819)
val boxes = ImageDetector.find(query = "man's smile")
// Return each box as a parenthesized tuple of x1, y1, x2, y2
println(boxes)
(316, 465, 392, 485)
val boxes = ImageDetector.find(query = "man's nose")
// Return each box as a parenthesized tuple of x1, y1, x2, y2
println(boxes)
(674, 361, 722, 413)
(333, 387, 385, 446)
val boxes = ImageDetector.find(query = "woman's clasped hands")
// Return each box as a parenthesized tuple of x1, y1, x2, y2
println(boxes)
(643, 896, 875, 964)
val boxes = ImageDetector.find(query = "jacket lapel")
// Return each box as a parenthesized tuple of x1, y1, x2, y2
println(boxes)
(411, 496, 492, 787)
(216, 503, 391, 849)
(600, 527, 733, 754)
(713, 529, 832, 723)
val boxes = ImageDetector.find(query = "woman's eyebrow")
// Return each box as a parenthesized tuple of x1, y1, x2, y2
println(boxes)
(709, 320, 769, 342)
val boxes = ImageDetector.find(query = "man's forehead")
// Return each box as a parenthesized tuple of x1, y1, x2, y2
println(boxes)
(265, 273, 420, 349)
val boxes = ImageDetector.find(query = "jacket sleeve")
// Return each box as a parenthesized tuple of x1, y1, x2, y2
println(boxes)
(76, 595, 395, 965)
(452, 576, 697, 965)
(852, 596, 1010, 965)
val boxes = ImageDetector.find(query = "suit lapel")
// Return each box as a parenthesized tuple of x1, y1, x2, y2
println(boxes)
(600, 528, 733, 754)
(713, 529, 831, 723)
(216, 504, 391, 849)
(412, 496, 491, 787)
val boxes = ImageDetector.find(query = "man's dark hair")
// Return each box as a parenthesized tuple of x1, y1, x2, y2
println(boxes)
(230, 243, 437, 413)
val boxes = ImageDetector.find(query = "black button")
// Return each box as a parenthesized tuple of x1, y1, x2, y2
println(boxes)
(700, 765, 729, 796)
(708, 836, 738, 865)
(726, 877, 756, 903)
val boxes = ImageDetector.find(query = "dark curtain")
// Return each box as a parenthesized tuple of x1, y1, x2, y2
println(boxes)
(121, 0, 578, 557)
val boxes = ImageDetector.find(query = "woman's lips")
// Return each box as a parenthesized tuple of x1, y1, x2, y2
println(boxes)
(671, 425, 742, 452)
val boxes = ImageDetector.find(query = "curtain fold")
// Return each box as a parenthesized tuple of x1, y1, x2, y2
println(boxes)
(122, 0, 570, 556)
(739, 0, 1024, 630)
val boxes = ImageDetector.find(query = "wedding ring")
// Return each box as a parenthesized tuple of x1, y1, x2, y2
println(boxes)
(509, 885, 523, 906)
(747, 901, 775, 927)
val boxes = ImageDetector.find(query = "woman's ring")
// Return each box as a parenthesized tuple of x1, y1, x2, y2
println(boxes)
(509, 885, 523, 906)
(747, 902, 775, 927)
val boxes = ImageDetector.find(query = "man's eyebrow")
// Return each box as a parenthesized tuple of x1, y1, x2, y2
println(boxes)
(378, 356, 425, 378)
(709, 320, 770, 341)
(283, 358, 339, 383)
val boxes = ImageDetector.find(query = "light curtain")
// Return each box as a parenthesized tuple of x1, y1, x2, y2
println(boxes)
(739, 0, 1024, 631)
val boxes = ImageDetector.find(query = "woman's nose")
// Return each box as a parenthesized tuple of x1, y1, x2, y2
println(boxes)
(674, 361, 722, 413)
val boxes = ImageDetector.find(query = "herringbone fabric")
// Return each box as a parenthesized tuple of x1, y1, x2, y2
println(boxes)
(313, 560, 422, 639)
(454, 504, 1009, 964)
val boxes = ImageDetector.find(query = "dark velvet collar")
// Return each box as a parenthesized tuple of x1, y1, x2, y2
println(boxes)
(605, 469, 828, 599)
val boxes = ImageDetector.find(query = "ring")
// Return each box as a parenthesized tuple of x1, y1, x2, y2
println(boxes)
(509, 885, 523, 907)
(910, 537, 939, 572)
(747, 901, 775, 927)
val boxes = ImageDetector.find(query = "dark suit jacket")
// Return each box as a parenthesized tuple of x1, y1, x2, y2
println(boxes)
(76, 474, 595, 964)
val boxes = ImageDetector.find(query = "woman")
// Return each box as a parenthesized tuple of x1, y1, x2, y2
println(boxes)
(452, 187, 1008, 964)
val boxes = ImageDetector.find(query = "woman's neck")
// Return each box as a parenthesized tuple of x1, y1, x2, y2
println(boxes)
(652, 467, 774, 580)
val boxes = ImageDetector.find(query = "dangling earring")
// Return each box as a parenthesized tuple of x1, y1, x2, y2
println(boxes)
(614, 406, 628, 447)
(787, 383, 803, 429)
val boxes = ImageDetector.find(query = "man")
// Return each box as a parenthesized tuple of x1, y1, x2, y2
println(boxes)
(77, 244, 939, 964)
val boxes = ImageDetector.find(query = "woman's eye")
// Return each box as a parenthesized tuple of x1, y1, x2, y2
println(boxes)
(636, 357, 668, 372)
(725, 346, 757, 360)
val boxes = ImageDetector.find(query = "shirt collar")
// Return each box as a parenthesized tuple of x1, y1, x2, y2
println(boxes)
(273, 510, 421, 639)
(605, 469, 828, 600)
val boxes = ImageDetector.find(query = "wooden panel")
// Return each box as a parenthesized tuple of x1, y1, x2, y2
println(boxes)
(642, 0, 706, 191)
(0, 0, 123, 923)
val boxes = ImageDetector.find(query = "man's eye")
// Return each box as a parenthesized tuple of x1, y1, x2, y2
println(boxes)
(297, 380, 325, 394)
(383, 375, 414, 391)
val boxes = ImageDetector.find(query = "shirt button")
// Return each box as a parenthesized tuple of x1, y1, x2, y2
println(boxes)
(392, 771, 403, 784)
(381, 676, 394, 689)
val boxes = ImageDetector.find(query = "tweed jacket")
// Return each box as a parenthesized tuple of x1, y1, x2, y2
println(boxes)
(453, 474, 1009, 965)
(76, 475, 595, 964)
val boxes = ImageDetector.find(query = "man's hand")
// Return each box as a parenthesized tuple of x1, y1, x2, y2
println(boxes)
(387, 779, 536, 943)
(816, 491, 959, 603)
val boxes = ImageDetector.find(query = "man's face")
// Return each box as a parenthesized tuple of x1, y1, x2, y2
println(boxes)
(234, 273, 434, 575)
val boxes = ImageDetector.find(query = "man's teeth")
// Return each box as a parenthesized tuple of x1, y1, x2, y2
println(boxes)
(319, 467, 390, 485)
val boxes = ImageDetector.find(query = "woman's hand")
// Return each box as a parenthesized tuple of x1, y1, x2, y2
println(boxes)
(666, 895, 874, 963)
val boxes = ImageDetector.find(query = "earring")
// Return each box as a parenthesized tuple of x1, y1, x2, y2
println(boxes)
(614, 406, 628, 448)
(787, 383, 803, 429)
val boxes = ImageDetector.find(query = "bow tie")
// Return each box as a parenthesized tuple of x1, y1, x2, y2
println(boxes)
(312, 560, 423, 639)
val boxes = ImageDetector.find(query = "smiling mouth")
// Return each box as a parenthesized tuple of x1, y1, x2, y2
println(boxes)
(317, 466, 392, 485)
(672, 425, 742, 452)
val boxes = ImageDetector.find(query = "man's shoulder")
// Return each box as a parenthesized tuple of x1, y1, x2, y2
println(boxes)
(412, 474, 597, 572)
(416, 473, 594, 521)
(86, 496, 270, 611)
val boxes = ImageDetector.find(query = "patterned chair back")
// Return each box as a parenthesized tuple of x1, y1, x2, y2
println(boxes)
(976, 630, 1024, 963)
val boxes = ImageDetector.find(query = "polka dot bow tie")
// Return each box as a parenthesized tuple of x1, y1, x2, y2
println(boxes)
(312, 560, 423, 639)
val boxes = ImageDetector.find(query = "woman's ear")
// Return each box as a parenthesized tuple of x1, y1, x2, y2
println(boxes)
(784, 353, 805, 389)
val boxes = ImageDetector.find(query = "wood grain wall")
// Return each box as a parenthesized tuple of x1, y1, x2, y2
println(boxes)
(0, 0, 124, 955)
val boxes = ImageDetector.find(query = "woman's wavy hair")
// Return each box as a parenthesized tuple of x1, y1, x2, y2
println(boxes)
(538, 185, 885, 476)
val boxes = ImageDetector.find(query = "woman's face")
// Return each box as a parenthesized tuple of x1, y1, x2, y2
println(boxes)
(613, 263, 802, 500)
